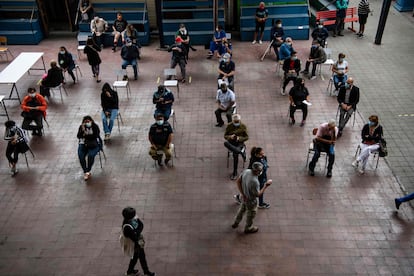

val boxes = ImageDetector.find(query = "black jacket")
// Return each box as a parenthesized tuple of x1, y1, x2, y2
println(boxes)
(337, 85, 360, 109)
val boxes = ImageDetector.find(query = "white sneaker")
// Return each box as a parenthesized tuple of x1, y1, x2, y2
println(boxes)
(252, 40, 257, 44)
(358, 168, 365, 174)
(259, 40, 263, 44)
(352, 160, 359, 168)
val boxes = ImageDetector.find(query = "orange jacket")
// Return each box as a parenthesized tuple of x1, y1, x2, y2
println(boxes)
(21, 93, 48, 118)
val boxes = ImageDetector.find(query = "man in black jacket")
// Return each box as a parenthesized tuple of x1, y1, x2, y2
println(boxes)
(120, 38, 140, 80)
(168, 36, 187, 83)
(337, 77, 359, 137)
(122, 207, 155, 276)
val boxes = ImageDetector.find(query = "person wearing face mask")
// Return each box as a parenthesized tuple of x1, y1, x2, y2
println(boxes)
(309, 119, 338, 178)
(57, 46, 76, 84)
(4, 120, 29, 176)
(224, 114, 249, 180)
(289, 77, 310, 126)
(311, 21, 329, 48)
(252, 2, 268, 45)
(215, 83, 236, 127)
(281, 50, 301, 95)
(207, 25, 227, 59)
(84, 37, 102, 83)
(217, 53, 235, 90)
(77, 115, 101, 180)
(175, 23, 196, 60)
(352, 115, 383, 174)
(234, 147, 271, 209)
(301, 40, 327, 80)
(336, 77, 359, 137)
(21, 87, 48, 136)
(167, 36, 187, 83)
(121, 207, 156, 276)
(270, 19, 284, 61)
(120, 38, 140, 80)
(40, 60, 64, 98)
(100, 83, 119, 141)
(153, 85, 174, 121)
(279, 37, 294, 61)
(148, 113, 174, 166)
(332, 53, 349, 92)
(123, 24, 140, 46)
(231, 162, 272, 234)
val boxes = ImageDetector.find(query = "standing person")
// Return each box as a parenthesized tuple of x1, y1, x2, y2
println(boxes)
(84, 37, 102, 83)
(336, 77, 359, 137)
(352, 115, 383, 174)
(288, 77, 310, 126)
(112, 12, 128, 52)
(21, 87, 47, 136)
(120, 38, 140, 80)
(4, 120, 28, 176)
(301, 40, 327, 80)
(252, 2, 268, 44)
(234, 147, 271, 209)
(121, 207, 156, 276)
(123, 24, 140, 46)
(167, 36, 187, 83)
(308, 119, 338, 178)
(217, 53, 235, 90)
(281, 50, 301, 96)
(334, 0, 348, 37)
(40, 60, 64, 98)
(395, 192, 414, 210)
(153, 85, 174, 121)
(311, 21, 329, 47)
(80, 0, 94, 22)
(175, 23, 196, 60)
(231, 162, 272, 234)
(357, 0, 370, 37)
(148, 113, 174, 166)
(270, 19, 284, 61)
(224, 114, 249, 180)
(215, 83, 236, 127)
(100, 83, 119, 141)
(77, 115, 101, 181)
(207, 25, 226, 59)
(90, 16, 108, 49)
(58, 46, 76, 84)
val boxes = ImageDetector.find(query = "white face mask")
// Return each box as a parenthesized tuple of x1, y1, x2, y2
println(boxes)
(85, 122, 92, 128)
(59, 51, 65, 54)
(276, 24, 282, 28)
(29, 93, 36, 98)
(156, 120, 164, 126)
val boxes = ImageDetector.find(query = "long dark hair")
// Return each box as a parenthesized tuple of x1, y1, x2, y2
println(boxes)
(102, 82, 113, 93)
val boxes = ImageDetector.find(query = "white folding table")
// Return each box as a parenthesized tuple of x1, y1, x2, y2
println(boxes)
(0, 95, 9, 120)
(0, 52, 46, 103)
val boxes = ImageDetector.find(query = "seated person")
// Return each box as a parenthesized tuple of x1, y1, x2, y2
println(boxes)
(4, 120, 28, 176)
(221, 37, 232, 57)
(332, 52, 349, 91)
(281, 51, 301, 95)
(90, 16, 108, 49)
(337, 77, 359, 136)
(288, 78, 310, 126)
(311, 21, 329, 48)
(215, 83, 236, 127)
(40, 60, 64, 97)
(58, 46, 76, 84)
(100, 82, 119, 141)
(80, 0, 94, 22)
(279, 37, 294, 61)
(112, 12, 128, 52)
(148, 113, 174, 166)
(308, 119, 338, 178)
(224, 114, 249, 180)
(120, 38, 140, 80)
(217, 53, 235, 90)
(352, 115, 383, 174)
(270, 19, 284, 61)
(301, 40, 327, 80)
(207, 25, 226, 59)
(77, 115, 101, 181)
(123, 24, 141, 47)
(153, 85, 174, 121)
(21, 87, 47, 136)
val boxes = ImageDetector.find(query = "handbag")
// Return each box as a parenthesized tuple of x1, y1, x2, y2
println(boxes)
(17, 141, 30, 153)
(379, 139, 388, 157)
(85, 138, 99, 149)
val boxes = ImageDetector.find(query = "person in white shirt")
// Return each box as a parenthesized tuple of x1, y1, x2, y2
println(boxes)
(214, 83, 236, 127)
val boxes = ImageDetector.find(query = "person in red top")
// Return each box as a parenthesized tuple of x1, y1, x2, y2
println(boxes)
(281, 50, 301, 95)
(21, 87, 48, 136)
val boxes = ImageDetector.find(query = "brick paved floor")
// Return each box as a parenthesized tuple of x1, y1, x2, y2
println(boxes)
(0, 2, 414, 275)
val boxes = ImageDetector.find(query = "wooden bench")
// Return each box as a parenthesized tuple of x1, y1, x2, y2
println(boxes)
(316, 7, 358, 32)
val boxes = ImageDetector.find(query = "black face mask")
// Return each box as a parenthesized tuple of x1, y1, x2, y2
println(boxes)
(221, 89, 227, 93)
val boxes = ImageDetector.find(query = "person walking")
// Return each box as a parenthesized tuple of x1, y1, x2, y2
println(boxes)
(84, 38, 102, 83)
(231, 162, 272, 234)
(100, 83, 119, 141)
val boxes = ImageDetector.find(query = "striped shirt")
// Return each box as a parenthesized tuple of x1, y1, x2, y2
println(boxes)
(358, 0, 370, 15)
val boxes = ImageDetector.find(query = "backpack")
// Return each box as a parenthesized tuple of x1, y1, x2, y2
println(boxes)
(119, 224, 135, 258)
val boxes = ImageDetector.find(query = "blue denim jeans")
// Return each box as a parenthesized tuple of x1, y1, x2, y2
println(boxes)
(154, 107, 171, 121)
(333, 74, 347, 89)
(396, 192, 414, 204)
(101, 109, 118, 134)
(78, 144, 100, 173)
(121, 59, 138, 78)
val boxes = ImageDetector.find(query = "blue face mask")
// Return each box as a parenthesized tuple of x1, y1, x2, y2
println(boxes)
(156, 120, 164, 126)
(233, 123, 240, 127)
(344, 83, 350, 89)
(368, 121, 375, 126)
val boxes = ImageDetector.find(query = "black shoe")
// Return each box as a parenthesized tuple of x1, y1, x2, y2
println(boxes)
(326, 171, 332, 178)
(134, 76, 138, 80)
(230, 174, 238, 180)
(338, 33, 344, 36)
(395, 199, 401, 210)
(122, 75, 128, 81)
(126, 269, 139, 276)
(332, 33, 337, 37)
(301, 70, 309, 75)
(231, 222, 238, 228)
(144, 272, 155, 276)
(309, 170, 315, 176)
(157, 156, 163, 166)
(337, 130, 342, 138)
(289, 118, 295, 126)
(215, 123, 224, 127)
